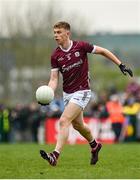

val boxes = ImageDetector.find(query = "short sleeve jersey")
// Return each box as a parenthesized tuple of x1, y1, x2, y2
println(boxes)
(51, 41, 96, 93)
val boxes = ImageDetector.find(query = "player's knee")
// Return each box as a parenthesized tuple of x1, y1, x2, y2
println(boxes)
(59, 117, 69, 128)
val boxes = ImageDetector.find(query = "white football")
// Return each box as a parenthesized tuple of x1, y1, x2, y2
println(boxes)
(36, 85, 54, 104)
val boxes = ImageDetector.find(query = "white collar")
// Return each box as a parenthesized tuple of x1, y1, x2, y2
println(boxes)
(59, 40, 73, 52)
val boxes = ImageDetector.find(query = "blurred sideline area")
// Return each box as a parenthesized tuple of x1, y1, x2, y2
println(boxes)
(0, 1, 140, 144)
(0, 81, 140, 144)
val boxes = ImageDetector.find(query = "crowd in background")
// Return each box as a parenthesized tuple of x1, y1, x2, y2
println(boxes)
(0, 80, 140, 143)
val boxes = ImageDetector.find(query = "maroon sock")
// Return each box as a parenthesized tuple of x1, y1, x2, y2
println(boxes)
(89, 140, 97, 148)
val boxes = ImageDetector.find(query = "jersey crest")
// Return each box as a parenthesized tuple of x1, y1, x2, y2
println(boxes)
(74, 51, 80, 57)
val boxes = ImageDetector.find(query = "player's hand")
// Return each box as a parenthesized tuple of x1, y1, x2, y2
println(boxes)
(119, 63, 133, 77)
(38, 102, 50, 106)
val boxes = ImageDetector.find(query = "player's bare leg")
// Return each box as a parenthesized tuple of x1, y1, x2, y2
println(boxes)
(40, 102, 82, 166)
(72, 112, 102, 165)
(55, 102, 82, 152)
(72, 112, 93, 142)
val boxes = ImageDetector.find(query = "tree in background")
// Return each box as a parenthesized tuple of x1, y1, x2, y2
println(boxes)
(0, 0, 89, 105)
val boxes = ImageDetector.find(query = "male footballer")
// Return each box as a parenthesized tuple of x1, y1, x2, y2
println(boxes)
(40, 21, 133, 166)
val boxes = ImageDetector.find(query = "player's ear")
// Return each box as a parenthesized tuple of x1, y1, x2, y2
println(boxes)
(67, 30, 71, 37)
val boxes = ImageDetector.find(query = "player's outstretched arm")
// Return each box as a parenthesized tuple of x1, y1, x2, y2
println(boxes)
(94, 46, 133, 77)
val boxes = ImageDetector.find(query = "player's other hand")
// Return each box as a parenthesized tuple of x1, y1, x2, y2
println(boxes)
(119, 63, 133, 77)
(38, 102, 50, 106)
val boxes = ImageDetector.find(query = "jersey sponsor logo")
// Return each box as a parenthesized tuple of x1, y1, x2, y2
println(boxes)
(62, 59, 83, 72)
(74, 51, 80, 57)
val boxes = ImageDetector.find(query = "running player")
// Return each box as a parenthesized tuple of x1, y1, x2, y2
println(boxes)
(40, 21, 133, 166)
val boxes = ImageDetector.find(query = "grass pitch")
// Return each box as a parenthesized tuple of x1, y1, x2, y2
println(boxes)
(0, 143, 140, 179)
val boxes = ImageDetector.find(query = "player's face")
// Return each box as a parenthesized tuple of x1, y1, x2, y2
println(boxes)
(53, 28, 70, 45)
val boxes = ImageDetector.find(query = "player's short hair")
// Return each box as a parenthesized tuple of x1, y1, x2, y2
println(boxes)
(53, 21, 71, 30)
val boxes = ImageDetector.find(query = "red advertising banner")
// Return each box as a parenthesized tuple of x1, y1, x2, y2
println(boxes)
(45, 117, 115, 144)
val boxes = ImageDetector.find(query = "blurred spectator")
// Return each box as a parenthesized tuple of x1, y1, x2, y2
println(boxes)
(28, 102, 46, 143)
(106, 94, 125, 142)
(10, 104, 30, 142)
(0, 105, 10, 142)
(123, 97, 140, 141)
(126, 80, 140, 101)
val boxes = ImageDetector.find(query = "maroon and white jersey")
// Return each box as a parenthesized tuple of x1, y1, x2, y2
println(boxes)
(51, 41, 96, 93)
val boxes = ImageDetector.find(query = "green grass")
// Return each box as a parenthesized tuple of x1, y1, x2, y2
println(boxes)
(0, 143, 140, 179)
